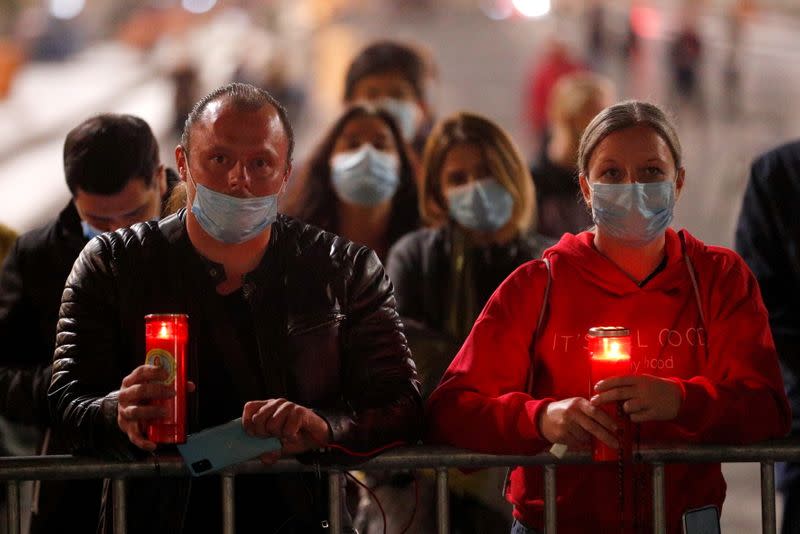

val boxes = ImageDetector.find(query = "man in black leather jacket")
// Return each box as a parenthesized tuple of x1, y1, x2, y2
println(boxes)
(49, 83, 421, 533)
(0, 113, 176, 533)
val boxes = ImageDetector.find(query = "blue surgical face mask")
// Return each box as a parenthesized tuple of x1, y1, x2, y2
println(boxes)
(81, 220, 104, 240)
(330, 143, 400, 207)
(447, 178, 514, 232)
(375, 98, 420, 142)
(590, 181, 676, 246)
(188, 168, 280, 244)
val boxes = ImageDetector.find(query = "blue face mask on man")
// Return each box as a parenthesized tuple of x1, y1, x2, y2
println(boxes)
(188, 167, 280, 244)
(447, 178, 514, 232)
(375, 98, 420, 142)
(590, 181, 676, 246)
(330, 143, 400, 207)
(81, 220, 104, 240)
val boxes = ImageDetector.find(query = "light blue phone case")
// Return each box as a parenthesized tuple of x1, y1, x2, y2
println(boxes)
(177, 418, 282, 476)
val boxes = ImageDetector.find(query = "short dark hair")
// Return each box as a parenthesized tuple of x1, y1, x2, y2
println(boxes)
(64, 114, 159, 195)
(181, 82, 294, 166)
(343, 41, 433, 104)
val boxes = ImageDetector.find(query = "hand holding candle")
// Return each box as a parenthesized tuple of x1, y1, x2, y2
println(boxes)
(116, 314, 193, 450)
(591, 375, 683, 423)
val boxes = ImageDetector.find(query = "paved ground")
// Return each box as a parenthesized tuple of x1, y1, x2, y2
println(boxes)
(1, 1, 799, 532)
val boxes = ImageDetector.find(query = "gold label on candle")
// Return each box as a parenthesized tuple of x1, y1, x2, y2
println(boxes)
(145, 349, 176, 385)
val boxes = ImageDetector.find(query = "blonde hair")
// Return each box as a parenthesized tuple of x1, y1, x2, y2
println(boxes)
(578, 100, 682, 176)
(550, 73, 614, 126)
(421, 112, 535, 233)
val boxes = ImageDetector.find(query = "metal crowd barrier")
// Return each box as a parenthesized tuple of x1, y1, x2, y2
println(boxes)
(2, 442, 800, 534)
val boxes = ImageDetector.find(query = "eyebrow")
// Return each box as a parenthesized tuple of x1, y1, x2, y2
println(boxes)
(207, 144, 280, 159)
(85, 200, 151, 221)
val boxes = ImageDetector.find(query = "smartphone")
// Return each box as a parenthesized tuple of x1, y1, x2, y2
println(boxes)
(682, 505, 721, 534)
(177, 418, 282, 477)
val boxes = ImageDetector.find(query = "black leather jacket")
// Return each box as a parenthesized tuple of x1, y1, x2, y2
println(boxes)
(49, 210, 421, 532)
(386, 224, 553, 397)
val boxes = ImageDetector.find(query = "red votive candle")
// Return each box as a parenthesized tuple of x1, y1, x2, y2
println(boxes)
(588, 327, 632, 462)
(144, 314, 188, 444)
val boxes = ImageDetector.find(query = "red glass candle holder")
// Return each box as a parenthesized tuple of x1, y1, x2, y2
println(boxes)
(144, 314, 188, 444)
(588, 326, 632, 462)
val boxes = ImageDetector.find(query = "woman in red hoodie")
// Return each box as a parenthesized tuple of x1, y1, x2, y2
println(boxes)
(427, 100, 791, 534)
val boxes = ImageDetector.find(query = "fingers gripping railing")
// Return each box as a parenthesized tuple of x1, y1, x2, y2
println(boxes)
(2, 442, 799, 534)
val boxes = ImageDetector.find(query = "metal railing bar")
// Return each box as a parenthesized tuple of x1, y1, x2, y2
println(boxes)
(222, 474, 235, 534)
(328, 470, 342, 534)
(3, 442, 800, 481)
(544, 464, 557, 534)
(652, 463, 665, 534)
(436, 467, 449, 534)
(2, 442, 800, 534)
(112, 478, 126, 534)
(761, 461, 776, 534)
(6, 480, 19, 534)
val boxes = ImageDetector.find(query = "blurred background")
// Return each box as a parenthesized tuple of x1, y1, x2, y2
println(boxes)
(0, 0, 798, 530)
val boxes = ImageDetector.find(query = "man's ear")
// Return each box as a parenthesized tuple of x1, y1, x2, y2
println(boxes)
(579, 173, 592, 207)
(280, 163, 292, 193)
(175, 145, 188, 182)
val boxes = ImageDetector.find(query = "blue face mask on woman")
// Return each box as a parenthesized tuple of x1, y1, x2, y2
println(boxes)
(188, 169, 279, 244)
(330, 143, 400, 207)
(447, 178, 514, 232)
(590, 181, 676, 246)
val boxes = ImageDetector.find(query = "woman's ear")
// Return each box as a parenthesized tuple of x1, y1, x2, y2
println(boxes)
(579, 173, 592, 207)
(675, 167, 686, 199)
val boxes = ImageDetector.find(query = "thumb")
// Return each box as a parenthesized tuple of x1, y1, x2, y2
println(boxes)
(186, 381, 196, 393)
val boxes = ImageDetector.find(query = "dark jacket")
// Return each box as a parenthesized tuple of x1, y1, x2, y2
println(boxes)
(386, 224, 553, 397)
(0, 202, 85, 427)
(0, 168, 186, 533)
(0, 170, 180, 426)
(735, 141, 800, 448)
(530, 156, 593, 239)
(49, 210, 422, 533)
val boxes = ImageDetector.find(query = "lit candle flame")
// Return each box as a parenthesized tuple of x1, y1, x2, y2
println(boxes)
(158, 323, 170, 339)
(598, 338, 628, 361)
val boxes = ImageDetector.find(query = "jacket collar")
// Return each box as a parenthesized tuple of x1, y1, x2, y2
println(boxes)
(159, 208, 281, 289)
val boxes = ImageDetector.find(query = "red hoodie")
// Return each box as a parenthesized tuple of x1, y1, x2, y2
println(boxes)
(427, 229, 790, 534)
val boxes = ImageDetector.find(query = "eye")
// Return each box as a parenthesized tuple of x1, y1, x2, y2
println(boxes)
(446, 171, 468, 187)
(374, 136, 392, 151)
(211, 154, 227, 165)
(253, 158, 268, 168)
(601, 168, 622, 181)
(638, 166, 666, 182)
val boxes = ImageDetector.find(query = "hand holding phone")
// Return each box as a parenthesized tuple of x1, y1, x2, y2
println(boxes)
(242, 399, 330, 458)
(177, 418, 282, 476)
